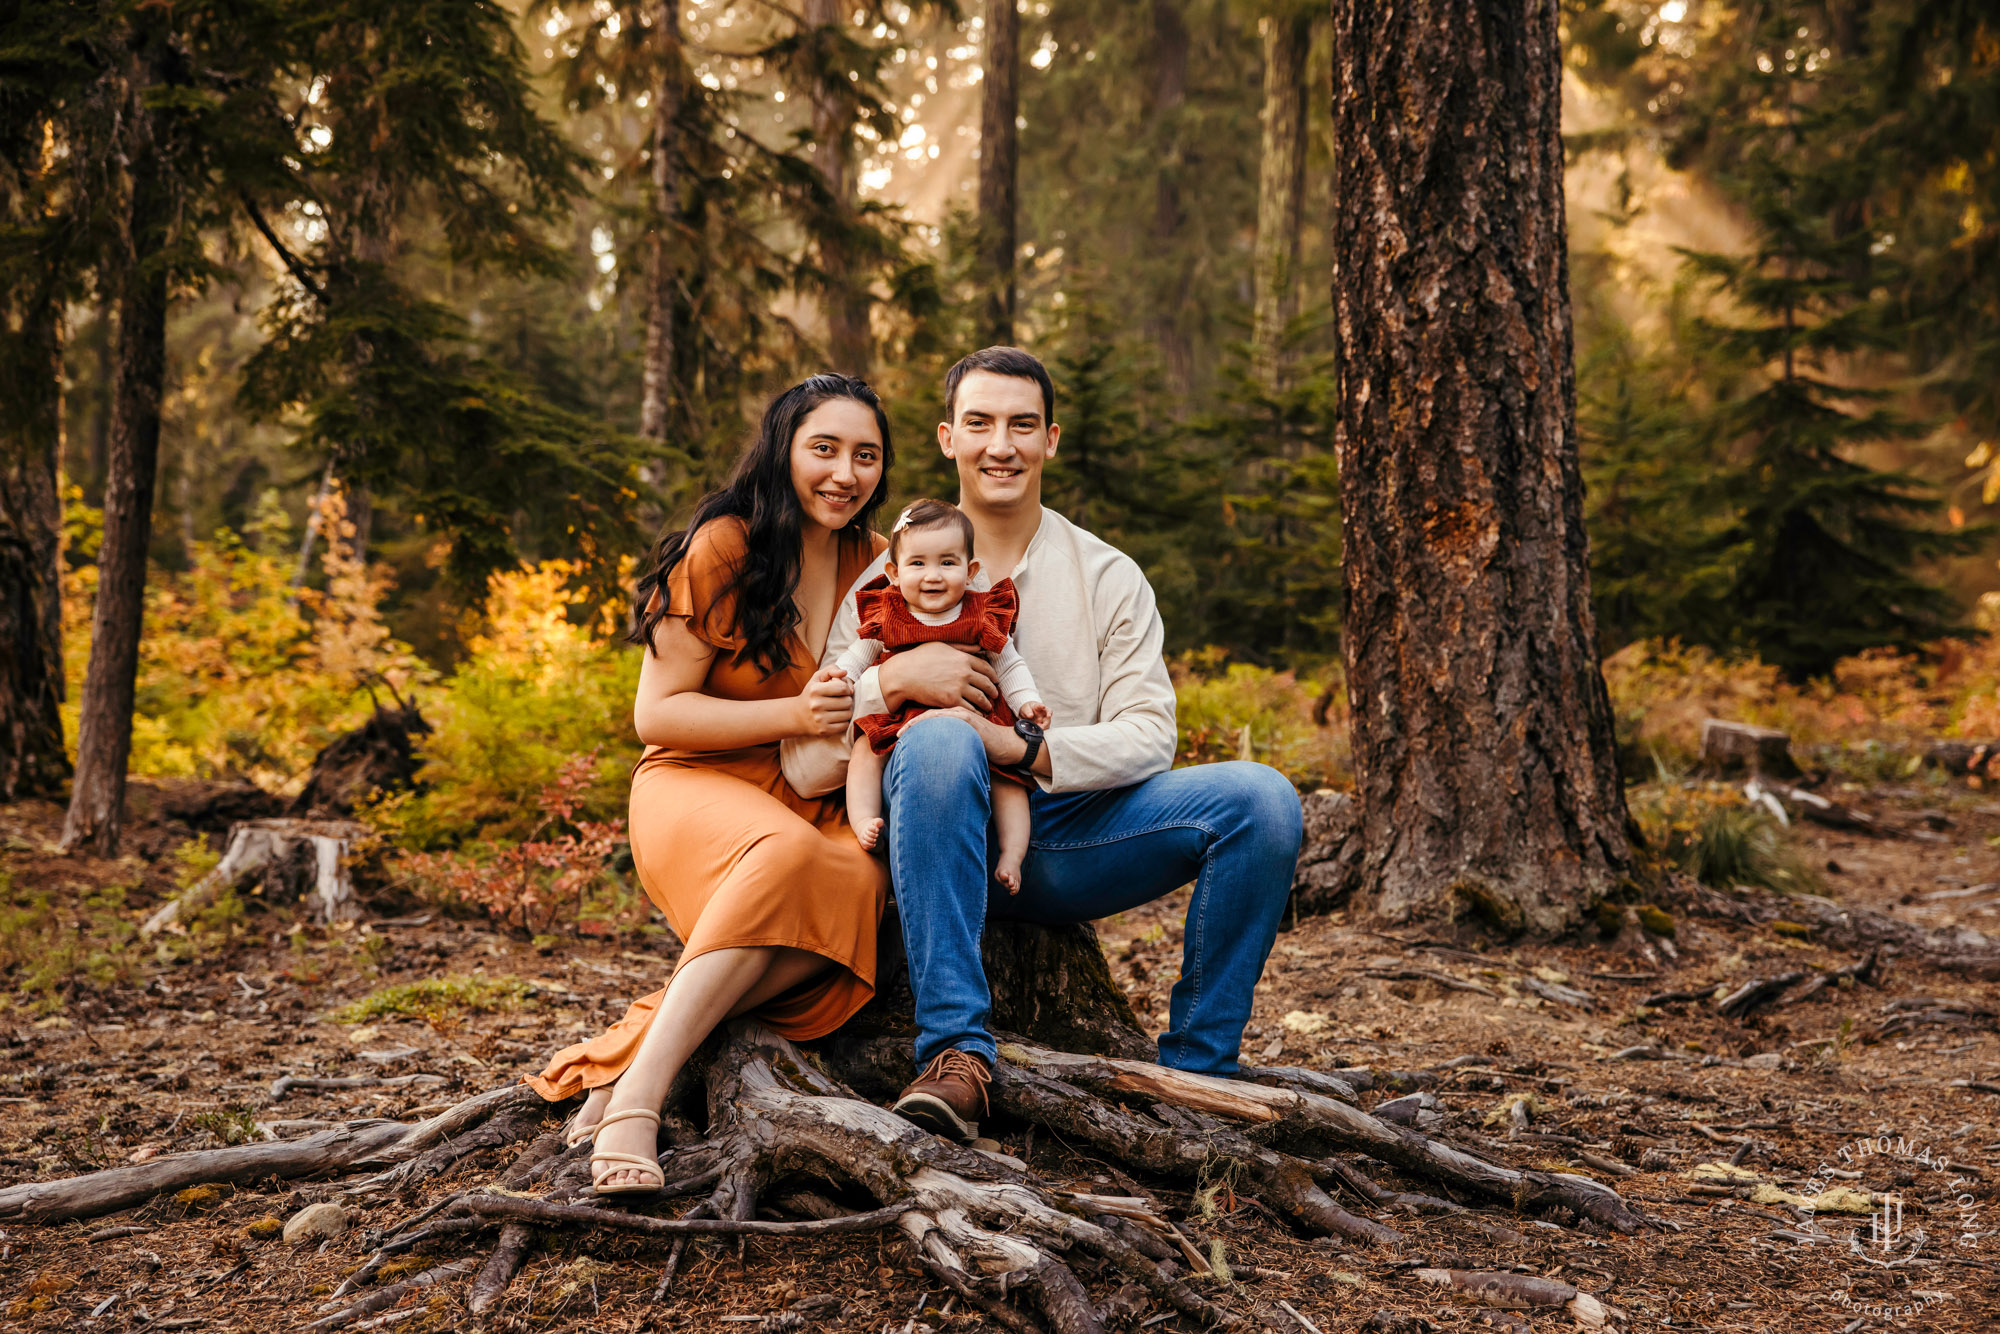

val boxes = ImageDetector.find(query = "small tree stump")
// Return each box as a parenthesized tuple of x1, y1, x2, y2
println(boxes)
(1699, 719, 1799, 778)
(141, 818, 369, 934)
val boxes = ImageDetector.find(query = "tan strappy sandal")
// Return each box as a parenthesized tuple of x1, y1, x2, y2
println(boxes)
(589, 1107, 665, 1197)
(562, 1112, 597, 1150)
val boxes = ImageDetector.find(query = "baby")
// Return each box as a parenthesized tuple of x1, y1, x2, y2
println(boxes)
(836, 499, 1052, 892)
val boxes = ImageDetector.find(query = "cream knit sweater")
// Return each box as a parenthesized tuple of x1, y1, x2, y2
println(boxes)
(781, 506, 1177, 796)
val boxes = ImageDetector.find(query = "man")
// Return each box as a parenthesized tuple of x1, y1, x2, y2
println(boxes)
(783, 347, 1302, 1140)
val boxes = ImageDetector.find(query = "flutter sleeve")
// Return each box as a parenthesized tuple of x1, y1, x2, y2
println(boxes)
(852, 575, 899, 643)
(661, 518, 749, 651)
(974, 578, 1019, 654)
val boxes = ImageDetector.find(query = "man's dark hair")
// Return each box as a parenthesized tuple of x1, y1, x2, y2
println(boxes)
(944, 346, 1055, 426)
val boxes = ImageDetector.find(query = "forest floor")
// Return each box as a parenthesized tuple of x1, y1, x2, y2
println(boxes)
(1, 779, 1997, 1333)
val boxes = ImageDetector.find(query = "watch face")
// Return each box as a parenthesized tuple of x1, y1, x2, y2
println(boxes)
(1015, 718, 1044, 739)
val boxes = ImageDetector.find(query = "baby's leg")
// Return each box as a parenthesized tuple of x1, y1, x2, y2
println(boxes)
(992, 780, 1032, 894)
(847, 737, 888, 851)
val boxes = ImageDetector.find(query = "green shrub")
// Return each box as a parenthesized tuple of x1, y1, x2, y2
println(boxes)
(1172, 655, 1347, 789)
(1629, 782, 1820, 894)
(363, 561, 639, 849)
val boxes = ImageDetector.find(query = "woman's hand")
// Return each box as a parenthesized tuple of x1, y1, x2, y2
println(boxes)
(796, 667, 856, 738)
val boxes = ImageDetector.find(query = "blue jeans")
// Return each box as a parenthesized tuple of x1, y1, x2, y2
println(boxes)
(882, 717, 1303, 1075)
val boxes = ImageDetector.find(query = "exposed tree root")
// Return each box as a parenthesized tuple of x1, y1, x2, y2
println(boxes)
(1684, 877, 2000, 980)
(8, 994, 1654, 1326)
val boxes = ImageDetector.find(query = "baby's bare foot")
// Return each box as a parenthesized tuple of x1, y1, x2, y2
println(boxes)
(856, 817, 885, 851)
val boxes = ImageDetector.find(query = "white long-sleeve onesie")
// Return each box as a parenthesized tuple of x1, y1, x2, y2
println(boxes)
(832, 599, 1043, 718)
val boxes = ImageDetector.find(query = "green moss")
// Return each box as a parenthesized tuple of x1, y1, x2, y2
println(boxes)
(1452, 879, 1527, 932)
(332, 974, 532, 1024)
(1772, 920, 1813, 939)
(244, 1217, 283, 1240)
(1637, 905, 1676, 936)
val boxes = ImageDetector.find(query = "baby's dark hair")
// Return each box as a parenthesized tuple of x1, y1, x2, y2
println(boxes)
(888, 498, 975, 563)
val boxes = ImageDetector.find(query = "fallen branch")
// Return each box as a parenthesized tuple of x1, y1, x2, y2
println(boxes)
(269, 1074, 446, 1101)
(1413, 1268, 1612, 1327)
(0, 1084, 538, 1223)
(1357, 968, 1498, 997)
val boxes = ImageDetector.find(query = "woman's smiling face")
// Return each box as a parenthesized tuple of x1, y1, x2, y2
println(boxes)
(790, 398, 885, 532)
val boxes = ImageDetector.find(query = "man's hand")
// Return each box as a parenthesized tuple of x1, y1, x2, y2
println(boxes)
(878, 641, 999, 713)
(795, 667, 855, 738)
(904, 707, 1030, 768)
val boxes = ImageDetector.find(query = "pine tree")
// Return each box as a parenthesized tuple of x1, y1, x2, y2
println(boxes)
(1673, 2, 1978, 679)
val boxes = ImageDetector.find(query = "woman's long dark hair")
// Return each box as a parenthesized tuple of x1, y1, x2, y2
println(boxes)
(629, 374, 892, 675)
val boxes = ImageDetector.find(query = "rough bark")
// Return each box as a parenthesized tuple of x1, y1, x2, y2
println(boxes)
(1330, 0, 1630, 934)
(1252, 10, 1312, 387)
(638, 0, 684, 447)
(61, 34, 174, 856)
(0, 270, 69, 802)
(803, 0, 871, 374)
(977, 0, 1020, 345)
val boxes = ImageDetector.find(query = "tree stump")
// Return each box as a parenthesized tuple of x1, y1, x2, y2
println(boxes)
(289, 703, 430, 817)
(1700, 719, 1799, 778)
(140, 818, 369, 934)
(814, 910, 1155, 1100)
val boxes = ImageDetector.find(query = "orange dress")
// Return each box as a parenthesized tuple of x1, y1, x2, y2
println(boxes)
(527, 518, 889, 1102)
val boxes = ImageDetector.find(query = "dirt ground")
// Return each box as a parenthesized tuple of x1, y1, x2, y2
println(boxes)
(2, 780, 1997, 1332)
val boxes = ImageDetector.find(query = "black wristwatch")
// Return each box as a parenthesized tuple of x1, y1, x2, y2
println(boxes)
(1012, 717, 1044, 774)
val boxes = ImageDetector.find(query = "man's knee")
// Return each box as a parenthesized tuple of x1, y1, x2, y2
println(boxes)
(887, 718, 989, 802)
(1208, 761, 1304, 857)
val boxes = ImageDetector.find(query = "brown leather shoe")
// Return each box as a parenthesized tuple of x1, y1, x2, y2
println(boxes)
(892, 1049, 991, 1141)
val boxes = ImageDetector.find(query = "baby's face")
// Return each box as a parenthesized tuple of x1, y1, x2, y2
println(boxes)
(888, 525, 977, 615)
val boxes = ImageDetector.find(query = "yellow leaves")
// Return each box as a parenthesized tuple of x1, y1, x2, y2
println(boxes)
(1279, 1010, 1330, 1036)
(1688, 1162, 1761, 1183)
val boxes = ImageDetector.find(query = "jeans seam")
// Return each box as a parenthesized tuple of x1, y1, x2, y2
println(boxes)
(1170, 842, 1217, 1067)
(1030, 819, 1220, 853)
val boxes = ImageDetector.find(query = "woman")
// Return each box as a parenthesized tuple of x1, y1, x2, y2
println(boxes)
(527, 374, 891, 1193)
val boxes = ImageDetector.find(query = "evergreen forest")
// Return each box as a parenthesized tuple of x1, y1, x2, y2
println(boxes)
(5, 5, 2000, 1329)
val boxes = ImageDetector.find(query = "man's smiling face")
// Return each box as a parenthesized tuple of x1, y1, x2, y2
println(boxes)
(941, 369, 1059, 514)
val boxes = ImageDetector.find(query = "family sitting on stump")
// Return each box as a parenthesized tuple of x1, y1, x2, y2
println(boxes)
(524, 348, 1305, 1195)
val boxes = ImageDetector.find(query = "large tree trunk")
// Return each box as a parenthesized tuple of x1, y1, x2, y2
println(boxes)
(61, 43, 172, 855)
(1252, 10, 1311, 388)
(976, 0, 1020, 346)
(1329, 0, 1629, 934)
(803, 0, 871, 375)
(0, 270, 70, 802)
(638, 0, 684, 446)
